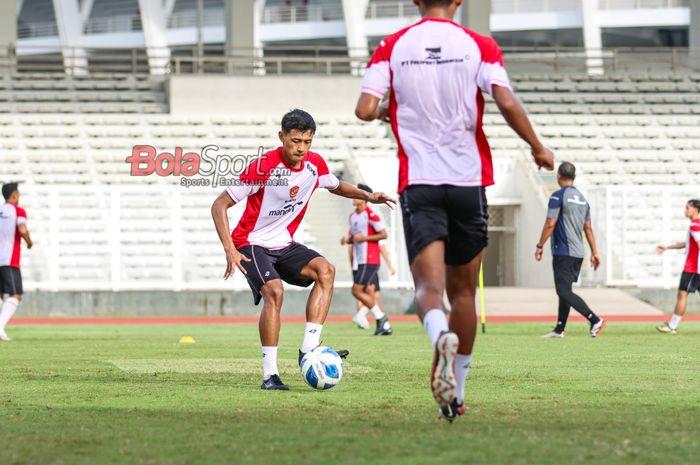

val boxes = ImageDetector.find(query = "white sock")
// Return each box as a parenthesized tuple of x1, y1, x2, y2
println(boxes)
(669, 314, 682, 330)
(261, 346, 279, 380)
(455, 354, 472, 404)
(423, 309, 448, 346)
(370, 305, 385, 320)
(300, 322, 323, 353)
(0, 297, 19, 333)
(358, 306, 369, 319)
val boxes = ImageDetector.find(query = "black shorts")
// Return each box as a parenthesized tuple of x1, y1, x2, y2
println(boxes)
(679, 271, 700, 293)
(353, 264, 379, 288)
(238, 243, 322, 305)
(0, 266, 23, 295)
(552, 256, 583, 287)
(399, 185, 488, 266)
(372, 271, 380, 291)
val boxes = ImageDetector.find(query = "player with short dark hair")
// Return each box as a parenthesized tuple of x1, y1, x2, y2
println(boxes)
(0, 182, 33, 342)
(536, 162, 605, 339)
(211, 109, 395, 390)
(355, 0, 554, 421)
(341, 183, 392, 336)
(655, 199, 700, 334)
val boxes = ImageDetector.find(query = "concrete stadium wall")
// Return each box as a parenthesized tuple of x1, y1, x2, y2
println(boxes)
(169, 76, 364, 118)
(625, 288, 700, 313)
(17, 289, 416, 317)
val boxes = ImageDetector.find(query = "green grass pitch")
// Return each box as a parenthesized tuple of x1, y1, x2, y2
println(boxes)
(1, 322, 698, 465)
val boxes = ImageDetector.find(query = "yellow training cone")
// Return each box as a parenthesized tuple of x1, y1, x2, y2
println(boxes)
(179, 336, 196, 344)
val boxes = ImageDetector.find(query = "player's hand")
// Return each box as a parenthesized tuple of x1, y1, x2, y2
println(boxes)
(656, 245, 666, 254)
(26, 240, 33, 249)
(368, 192, 397, 209)
(389, 265, 397, 276)
(531, 146, 554, 171)
(591, 253, 601, 271)
(535, 248, 543, 261)
(224, 247, 251, 279)
(376, 101, 390, 123)
(353, 233, 366, 243)
(340, 236, 347, 245)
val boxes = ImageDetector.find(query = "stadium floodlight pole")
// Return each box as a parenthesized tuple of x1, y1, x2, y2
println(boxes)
(479, 263, 486, 333)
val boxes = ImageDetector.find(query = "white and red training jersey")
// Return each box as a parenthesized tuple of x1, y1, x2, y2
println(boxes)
(683, 217, 700, 273)
(226, 147, 339, 250)
(348, 206, 385, 270)
(361, 17, 511, 193)
(0, 202, 27, 268)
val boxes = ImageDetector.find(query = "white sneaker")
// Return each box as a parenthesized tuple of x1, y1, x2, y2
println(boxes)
(540, 331, 565, 339)
(352, 312, 370, 330)
(590, 319, 607, 338)
(0, 332, 12, 342)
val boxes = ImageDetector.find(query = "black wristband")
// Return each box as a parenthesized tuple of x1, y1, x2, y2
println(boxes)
(536, 243, 544, 249)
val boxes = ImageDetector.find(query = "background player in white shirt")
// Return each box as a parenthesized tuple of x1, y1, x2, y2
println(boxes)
(341, 184, 392, 335)
(0, 183, 33, 342)
(355, 0, 554, 420)
(655, 199, 700, 334)
(211, 110, 395, 390)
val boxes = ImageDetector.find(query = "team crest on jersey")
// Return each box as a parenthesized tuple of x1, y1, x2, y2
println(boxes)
(289, 186, 299, 198)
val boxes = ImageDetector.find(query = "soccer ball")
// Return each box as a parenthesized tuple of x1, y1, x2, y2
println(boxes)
(300, 346, 344, 390)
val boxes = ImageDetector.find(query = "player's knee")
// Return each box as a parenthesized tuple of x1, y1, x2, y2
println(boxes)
(261, 282, 284, 305)
(554, 282, 570, 297)
(316, 261, 335, 284)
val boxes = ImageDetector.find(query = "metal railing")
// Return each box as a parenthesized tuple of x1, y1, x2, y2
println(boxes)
(598, 0, 689, 9)
(83, 15, 142, 34)
(491, 0, 580, 14)
(3, 45, 700, 75)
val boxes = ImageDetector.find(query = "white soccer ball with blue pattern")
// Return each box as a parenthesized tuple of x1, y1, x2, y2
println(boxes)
(300, 346, 344, 390)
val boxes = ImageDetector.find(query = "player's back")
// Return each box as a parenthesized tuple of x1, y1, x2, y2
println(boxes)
(363, 18, 510, 191)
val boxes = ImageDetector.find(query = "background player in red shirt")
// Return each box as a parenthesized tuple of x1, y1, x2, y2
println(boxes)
(355, 0, 554, 421)
(0, 183, 33, 342)
(655, 199, 700, 334)
(211, 110, 395, 390)
(341, 184, 392, 335)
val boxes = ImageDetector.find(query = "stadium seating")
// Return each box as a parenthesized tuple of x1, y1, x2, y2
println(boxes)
(2, 72, 699, 289)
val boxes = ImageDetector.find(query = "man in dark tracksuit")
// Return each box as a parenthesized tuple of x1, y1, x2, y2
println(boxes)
(535, 162, 606, 338)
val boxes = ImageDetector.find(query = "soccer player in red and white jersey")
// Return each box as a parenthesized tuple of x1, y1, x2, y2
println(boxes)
(341, 184, 392, 336)
(0, 183, 33, 342)
(211, 110, 395, 390)
(355, 0, 554, 420)
(655, 199, 700, 334)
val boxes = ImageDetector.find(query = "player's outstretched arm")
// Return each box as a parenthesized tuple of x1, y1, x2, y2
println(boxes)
(18, 224, 32, 249)
(584, 220, 601, 270)
(329, 181, 397, 208)
(492, 85, 554, 171)
(211, 191, 251, 279)
(535, 218, 557, 261)
(379, 243, 396, 275)
(656, 242, 686, 253)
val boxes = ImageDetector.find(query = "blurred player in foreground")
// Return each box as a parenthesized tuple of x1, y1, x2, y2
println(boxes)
(355, 0, 554, 421)
(0, 183, 32, 342)
(211, 109, 395, 390)
(655, 199, 700, 334)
